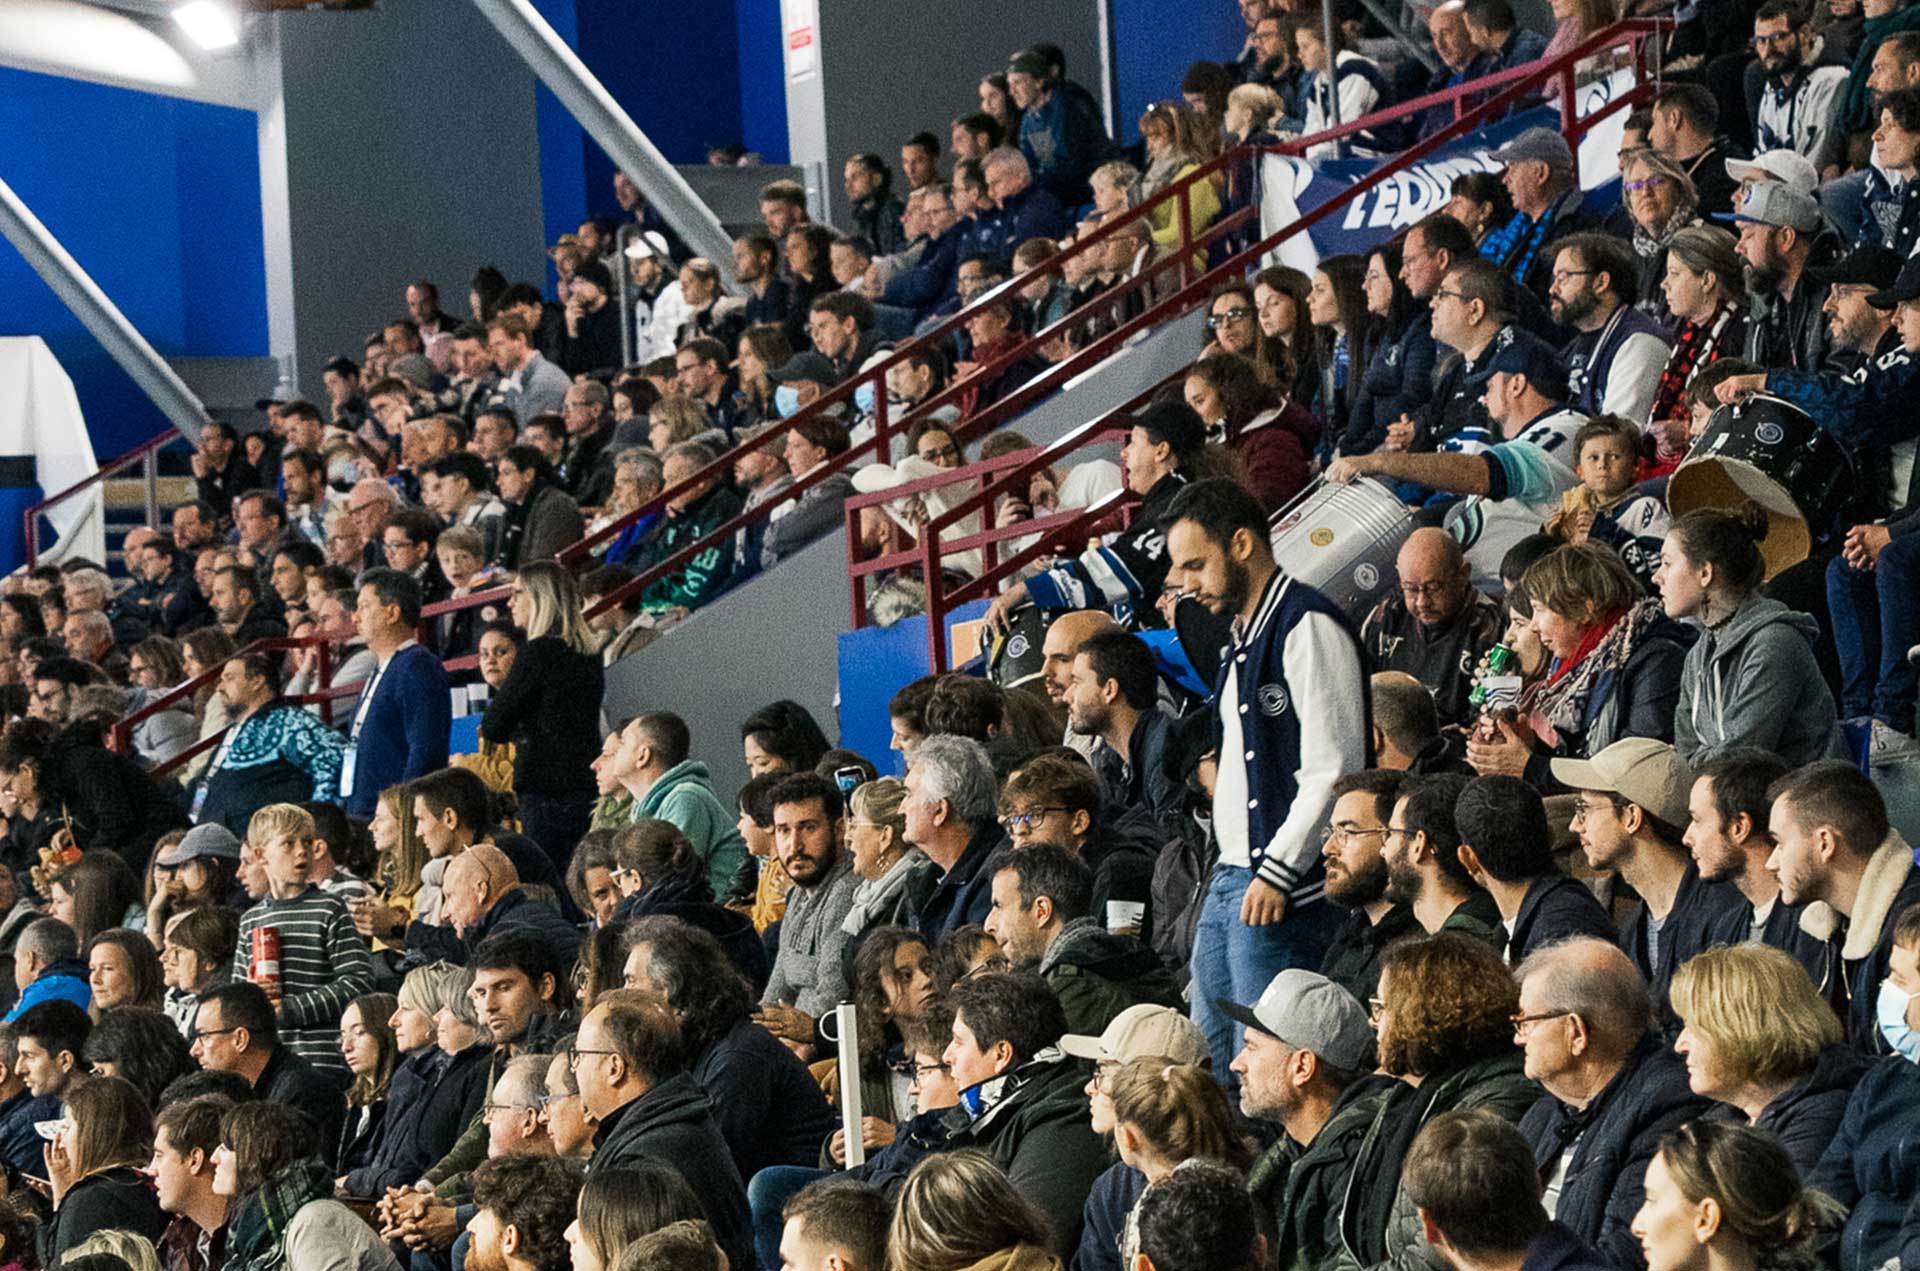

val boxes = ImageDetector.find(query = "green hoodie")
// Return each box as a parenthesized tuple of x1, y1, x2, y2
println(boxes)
(635, 759, 748, 898)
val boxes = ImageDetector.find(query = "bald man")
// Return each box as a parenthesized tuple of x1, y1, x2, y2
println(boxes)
(1371, 671, 1471, 775)
(1359, 528, 1502, 728)
(1513, 937, 1709, 1269)
(1419, 2, 1498, 135)
(438, 842, 583, 967)
(1040, 610, 1122, 758)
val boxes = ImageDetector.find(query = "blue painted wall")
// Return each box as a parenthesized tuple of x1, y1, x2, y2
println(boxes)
(1109, 0, 1246, 143)
(532, 0, 590, 252)
(735, 0, 791, 162)
(0, 67, 266, 459)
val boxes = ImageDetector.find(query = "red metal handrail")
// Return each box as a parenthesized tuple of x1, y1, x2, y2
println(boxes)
(892, 17, 1667, 671)
(24, 426, 184, 567)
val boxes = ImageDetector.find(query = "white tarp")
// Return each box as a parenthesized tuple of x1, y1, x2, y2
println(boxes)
(0, 336, 103, 567)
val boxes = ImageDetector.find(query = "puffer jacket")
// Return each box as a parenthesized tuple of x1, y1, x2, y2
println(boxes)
(942, 1051, 1109, 1259)
(1517, 1036, 1710, 1271)
(1341, 314, 1437, 457)
(1755, 1043, 1875, 1176)
(1809, 1054, 1920, 1271)
(1674, 595, 1844, 768)
(1035, 919, 1184, 1037)
(1333, 1050, 1541, 1271)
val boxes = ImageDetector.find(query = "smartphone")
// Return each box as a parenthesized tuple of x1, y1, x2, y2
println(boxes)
(833, 765, 865, 795)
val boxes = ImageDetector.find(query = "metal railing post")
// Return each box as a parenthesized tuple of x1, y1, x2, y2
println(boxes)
(465, 0, 737, 277)
(614, 223, 635, 366)
(143, 449, 160, 529)
(1322, 0, 1343, 158)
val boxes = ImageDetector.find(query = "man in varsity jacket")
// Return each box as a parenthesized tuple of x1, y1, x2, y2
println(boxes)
(1162, 478, 1372, 1074)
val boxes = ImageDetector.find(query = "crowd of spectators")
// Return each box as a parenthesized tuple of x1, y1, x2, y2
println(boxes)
(5, 4, 1920, 1271)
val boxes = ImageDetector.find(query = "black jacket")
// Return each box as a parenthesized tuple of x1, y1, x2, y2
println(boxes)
(591, 1073, 752, 1271)
(344, 1043, 487, 1197)
(1507, 874, 1616, 965)
(613, 870, 770, 993)
(464, 889, 586, 972)
(1810, 1053, 1920, 1270)
(558, 422, 618, 507)
(909, 820, 1002, 939)
(1080, 807, 1161, 946)
(1320, 903, 1423, 1006)
(336, 1098, 385, 1183)
(43, 1166, 166, 1264)
(479, 635, 605, 800)
(559, 303, 622, 378)
(941, 1053, 1109, 1259)
(44, 727, 188, 869)
(230, 603, 289, 646)
(1705, 894, 1838, 999)
(258, 1044, 348, 1170)
(1754, 1043, 1875, 1176)
(1743, 273, 1833, 374)
(1036, 920, 1184, 1037)
(691, 1016, 836, 1182)
(1618, 863, 1749, 1019)
(1091, 710, 1183, 823)
(1250, 1073, 1396, 1271)
(1518, 1037, 1710, 1271)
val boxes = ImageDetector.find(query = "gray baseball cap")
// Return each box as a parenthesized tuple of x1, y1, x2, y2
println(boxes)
(156, 822, 242, 867)
(1731, 180, 1823, 234)
(1216, 969, 1373, 1072)
(1491, 127, 1575, 172)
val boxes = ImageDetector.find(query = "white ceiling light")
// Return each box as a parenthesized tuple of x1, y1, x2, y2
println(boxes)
(171, 0, 240, 50)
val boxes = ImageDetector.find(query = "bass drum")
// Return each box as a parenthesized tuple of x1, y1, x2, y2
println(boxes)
(984, 601, 1050, 691)
(1668, 393, 1856, 579)
(1269, 477, 1415, 623)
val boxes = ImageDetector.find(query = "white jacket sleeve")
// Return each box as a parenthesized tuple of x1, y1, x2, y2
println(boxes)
(1255, 611, 1369, 895)
(1602, 330, 1670, 427)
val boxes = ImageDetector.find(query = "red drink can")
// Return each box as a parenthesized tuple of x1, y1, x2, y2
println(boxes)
(250, 927, 283, 999)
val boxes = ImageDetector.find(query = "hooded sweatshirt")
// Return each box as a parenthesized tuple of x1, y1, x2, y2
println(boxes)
(1674, 595, 1844, 768)
(634, 760, 749, 898)
(1035, 918, 1184, 1037)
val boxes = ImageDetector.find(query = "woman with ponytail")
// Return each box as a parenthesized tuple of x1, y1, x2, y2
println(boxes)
(1632, 1120, 1842, 1271)
(1657, 507, 1843, 767)
(1106, 1060, 1254, 1266)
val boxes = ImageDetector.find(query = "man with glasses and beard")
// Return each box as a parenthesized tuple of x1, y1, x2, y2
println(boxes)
(1748, 0, 1848, 161)
(1316, 771, 1419, 1004)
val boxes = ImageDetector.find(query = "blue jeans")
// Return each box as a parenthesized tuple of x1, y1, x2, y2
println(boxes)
(748, 1165, 831, 1269)
(1826, 534, 1920, 732)
(1821, 169, 1872, 245)
(1188, 865, 1343, 1077)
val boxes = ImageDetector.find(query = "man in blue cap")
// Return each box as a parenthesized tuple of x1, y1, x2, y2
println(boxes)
(1327, 301, 1586, 591)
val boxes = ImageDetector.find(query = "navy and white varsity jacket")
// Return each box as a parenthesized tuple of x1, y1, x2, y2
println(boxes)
(1211, 572, 1372, 903)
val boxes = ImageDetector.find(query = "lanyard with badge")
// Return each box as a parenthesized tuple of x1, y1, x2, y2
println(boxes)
(189, 723, 244, 820)
(339, 641, 413, 797)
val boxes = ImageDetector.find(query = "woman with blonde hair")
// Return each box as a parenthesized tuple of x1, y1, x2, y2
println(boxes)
(346, 962, 489, 1198)
(65, 1230, 163, 1271)
(889, 1150, 1059, 1271)
(648, 394, 712, 453)
(1669, 944, 1864, 1174)
(348, 781, 427, 944)
(179, 627, 238, 785)
(480, 561, 604, 860)
(1632, 1120, 1842, 1271)
(43, 1075, 166, 1260)
(1087, 161, 1141, 223)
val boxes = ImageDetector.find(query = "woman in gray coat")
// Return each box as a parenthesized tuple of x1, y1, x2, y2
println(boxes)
(1658, 507, 1843, 767)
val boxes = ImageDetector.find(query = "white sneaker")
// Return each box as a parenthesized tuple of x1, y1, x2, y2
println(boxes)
(1869, 719, 1920, 765)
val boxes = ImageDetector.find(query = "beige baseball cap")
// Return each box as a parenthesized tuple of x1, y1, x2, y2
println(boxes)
(1550, 736, 1695, 827)
(1059, 1004, 1210, 1065)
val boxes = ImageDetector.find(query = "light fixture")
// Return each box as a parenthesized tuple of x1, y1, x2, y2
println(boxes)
(172, 0, 240, 50)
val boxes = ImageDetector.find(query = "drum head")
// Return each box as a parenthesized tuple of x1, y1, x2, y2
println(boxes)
(1667, 456, 1809, 580)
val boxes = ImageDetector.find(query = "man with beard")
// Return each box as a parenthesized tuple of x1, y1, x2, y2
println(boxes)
(1039, 611, 1121, 759)
(1550, 233, 1670, 426)
(1683, 749, 1836, 988)
(1316, 771, 1419, 1004)
(752, 773, 860, 1057)
(1807, 244, 1901, 375)
(1380, 773, 1504, 945)
(1735, 181, 1832, 371)
(1163, 478, 1369, 1075)
(1224, 969, 1390, 1271)
(1358, 530, 1503, 730)
(1065, 631, 1179, 820)
(1648, 84, 1740, 220)
(1750, 0, 1849, 161)
(465, 1155, 581, 1271)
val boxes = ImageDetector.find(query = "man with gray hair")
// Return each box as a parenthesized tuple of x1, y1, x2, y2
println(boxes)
(1513, 937, 1709, 1270)
(978, 145, 1068, 259)
(1483, 126, 1601, 301)
(639, 441, 743, 615)
(903, 733, 1002, 937)
(6, 917, 87, 1021)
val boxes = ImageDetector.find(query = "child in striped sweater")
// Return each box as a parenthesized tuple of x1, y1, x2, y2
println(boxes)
(230, 803, 375, 1078)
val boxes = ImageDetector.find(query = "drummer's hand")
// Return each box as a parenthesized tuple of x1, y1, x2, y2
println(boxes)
(1648, 417, 1689, 460)
(982, 582, 1030, 636)
(1712, 374, 1767, 404)
(1844, 523, 1893, 569)
(1324, 455, 1370, 485)
(1383, 418, 1415, 451)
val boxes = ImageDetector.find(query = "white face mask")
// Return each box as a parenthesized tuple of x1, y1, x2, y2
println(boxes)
(1879, 978, 1920, 1063)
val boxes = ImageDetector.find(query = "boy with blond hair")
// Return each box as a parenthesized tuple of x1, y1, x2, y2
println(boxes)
(229, 803, 374, 1077)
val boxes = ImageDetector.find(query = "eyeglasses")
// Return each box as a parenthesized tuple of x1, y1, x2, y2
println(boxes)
(1206, 307, 1253, 329)
(566, 1046, 618, 1068)
(1430, 289, 1470, 305)
(917, 444, 961, 463)
(1623, 176, 1668, 194)
(1399, 580, 1460, 600)
(1570, 797, 1623, 823)
(189, 1025, 242, 1044)
(999, 808, 1066, 831)
(1549, 269, 1594, 286)
(1091, 1061, 1121, 1092)
(1321, 824, 1390, 846)
(1367, 996, 1387, 1025)
(1511, 1009, 1573, 1037)
(908, 1061, 950, 1085)
(483, 1101, 538, 1120)
(1750, 30, 1798, 46)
